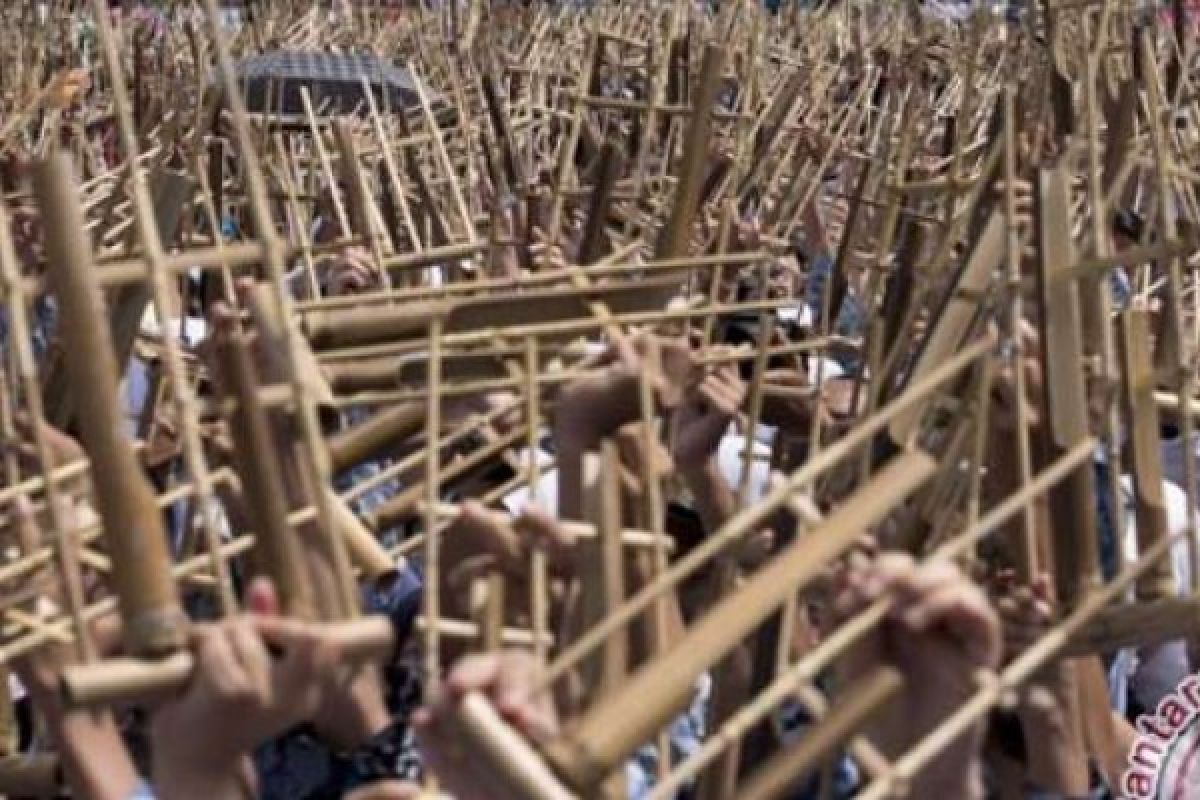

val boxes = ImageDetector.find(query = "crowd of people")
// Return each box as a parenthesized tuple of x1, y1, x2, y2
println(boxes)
(0, 2, 1197, 800)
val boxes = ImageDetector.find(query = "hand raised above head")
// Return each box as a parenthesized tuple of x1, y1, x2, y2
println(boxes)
(835, 553, 1000, 798)
(554, 332, 696, 452)
(670, 360, 746, 473)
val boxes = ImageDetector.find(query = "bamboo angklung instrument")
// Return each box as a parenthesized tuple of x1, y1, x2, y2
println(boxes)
(34, 153, 188, 658)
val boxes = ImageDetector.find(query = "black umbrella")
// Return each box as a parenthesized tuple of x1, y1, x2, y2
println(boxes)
(226, 50, 431, 116)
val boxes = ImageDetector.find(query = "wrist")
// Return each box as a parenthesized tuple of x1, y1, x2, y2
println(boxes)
(152, 747, 245, 800)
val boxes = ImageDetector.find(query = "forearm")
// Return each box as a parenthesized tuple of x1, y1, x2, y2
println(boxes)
(681, 460, 737, 535)
(1016, 661, 1091, 795)
(53, 712, 142, 800)
(911, 752, 985, 800)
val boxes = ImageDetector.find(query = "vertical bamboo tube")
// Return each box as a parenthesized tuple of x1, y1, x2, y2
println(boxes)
(1034, 164, 1101, 608)
(577, 443, 628, 700)
(655, 43, 726, 262)
(34, 154, 186, 657)
(1119, 309, 1176, 600)
(212, 321, 316, 618)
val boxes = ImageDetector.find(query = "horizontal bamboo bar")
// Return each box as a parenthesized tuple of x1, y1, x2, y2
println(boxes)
(61, 615, 396, 707)
(303, 276, 686, 351)
(1064, 595, 1200, 656)
(293, 249, 761, 313)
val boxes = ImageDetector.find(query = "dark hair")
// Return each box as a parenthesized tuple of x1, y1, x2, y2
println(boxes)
(1112, 208, 1145, 242)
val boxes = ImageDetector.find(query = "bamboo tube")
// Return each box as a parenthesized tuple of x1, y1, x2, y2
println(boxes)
(1034, 164, 1101, 608)
(245, 282, 335, 408)
(1065, 595, 1200, 656)
(61, 615, 396, 707)
(324, 352, 518, 395)
(327, 489, 397, 583)
(34, 155, 187, 658)
(577, 444, 628, 701)
(578, 142, 623, 266)
(441, 691, 577, 800)
(303, 300, 447, 350)
(543, 451, 937, 790)
(1119, 309, 1176, 600)
(212, 321, 315, 618)
(889, 213, 1002, 443)
(326, 402, 426, 474)
(655, 43, 725, 262)
(306, 277, 685, 351)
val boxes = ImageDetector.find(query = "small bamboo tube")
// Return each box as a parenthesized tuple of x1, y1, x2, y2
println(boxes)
(542, 451, 937, 790)
(61, 615, 396, 707)
(34, 155, 187, 657)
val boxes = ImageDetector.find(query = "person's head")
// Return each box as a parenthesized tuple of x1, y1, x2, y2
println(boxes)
(1112, 208, 1145, 249)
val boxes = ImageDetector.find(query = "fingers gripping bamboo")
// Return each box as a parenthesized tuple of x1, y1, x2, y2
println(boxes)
(60, 615, 396, 707)
(34, 154, 187, 658)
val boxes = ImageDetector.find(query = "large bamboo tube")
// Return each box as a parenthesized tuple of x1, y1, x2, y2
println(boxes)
(304, 278, 685, 351)
(1034, 165, 1101, 607)
(655, 43, 726, 261)
(35, 154, 187, 657)
(212, 321, 315, 618)
(543, 451, 937, 789)
(1119, 309, 1176, 600)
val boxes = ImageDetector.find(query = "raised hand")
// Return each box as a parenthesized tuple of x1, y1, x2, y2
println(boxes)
(670, 361, 745, 474)
(553, 332, 695, 453)
(836, 553, 1000, 798)
(414, 650, 558, 800)
(150, 578, 338, 799)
